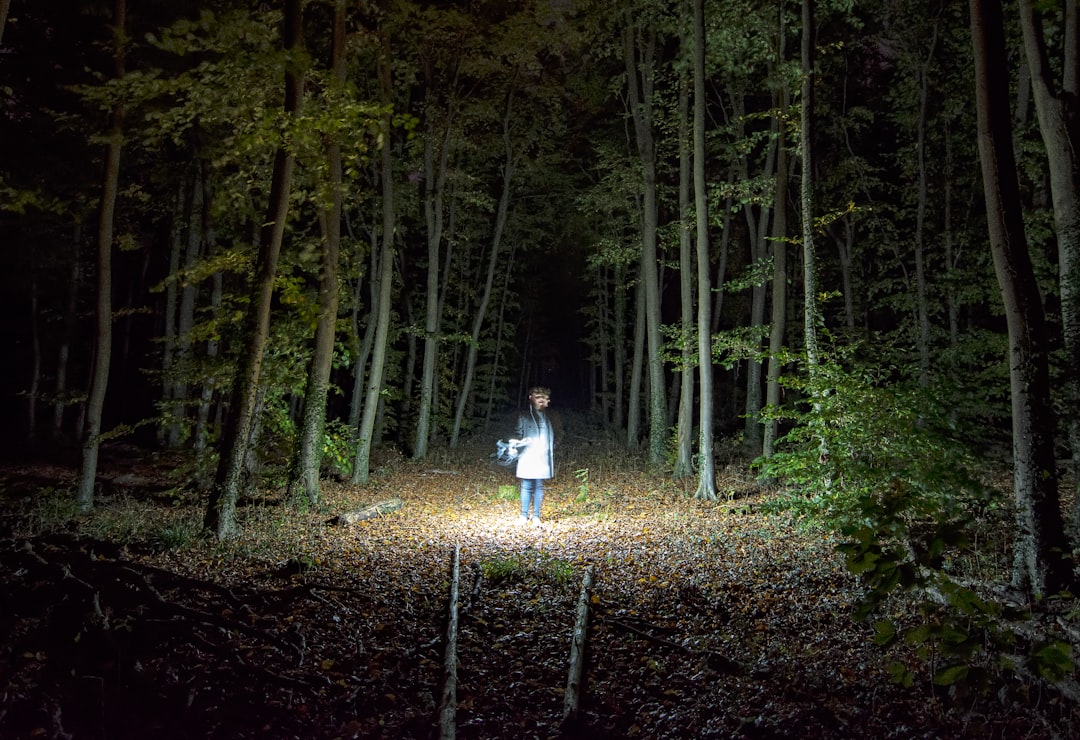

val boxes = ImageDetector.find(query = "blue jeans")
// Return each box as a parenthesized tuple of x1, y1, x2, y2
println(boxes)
(520, 479, 545, 519)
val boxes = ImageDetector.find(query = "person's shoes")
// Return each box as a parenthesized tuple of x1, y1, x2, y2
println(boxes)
(531, 516, 542, 527)
(516, 514, 528, 526)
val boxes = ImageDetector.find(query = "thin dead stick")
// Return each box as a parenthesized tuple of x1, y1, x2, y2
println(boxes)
(563, 565, 594, 725)
(439, 543, 461, 740)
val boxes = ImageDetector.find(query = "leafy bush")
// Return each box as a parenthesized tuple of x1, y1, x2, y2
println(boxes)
(755, 350, 1074, 699)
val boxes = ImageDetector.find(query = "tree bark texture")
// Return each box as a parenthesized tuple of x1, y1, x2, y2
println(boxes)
(1016, 0, 1080, 534)
(206, 0, 302, 537)
(562, 565, 594, 727)
(438, 544, 461, 740)
(624, 11, 667, 465)
(693, 0, 716, 500)
(969, 0, 1073, 596)
(352, 26, 397, 483)
(289, 0, 345, 507)
(77, 0, 126, 512)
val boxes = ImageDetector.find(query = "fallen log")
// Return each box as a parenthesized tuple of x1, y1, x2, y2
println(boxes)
(439, 543, 462, 740)
(563, 565, 594, 727)
(326, 497, 403, 525)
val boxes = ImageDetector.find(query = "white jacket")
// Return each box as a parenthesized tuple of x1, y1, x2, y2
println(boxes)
(514, 407, 554, 480)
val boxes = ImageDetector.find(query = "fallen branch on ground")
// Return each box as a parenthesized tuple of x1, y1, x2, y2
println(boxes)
(326, 497, 404, 525)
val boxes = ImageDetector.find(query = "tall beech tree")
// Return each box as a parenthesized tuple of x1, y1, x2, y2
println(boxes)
(287, 0, 346, 507)
(969, 0, 1073, 596)
(206, 0, 303, 538)
(351, 21, 396, 485)
(1016, 0, 1080, 531)
(623, 2, 667, 464)
(763, 4, 791, 461)
(692, 0, 716, 500)
(77, 0, 126, 512)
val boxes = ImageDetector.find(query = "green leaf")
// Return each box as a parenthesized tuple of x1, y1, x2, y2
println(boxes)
(872, 620, 897, 646)
(887, 661, 914, 687)
(933, 664, 969, 686)
(1029, 642, 1073, 682)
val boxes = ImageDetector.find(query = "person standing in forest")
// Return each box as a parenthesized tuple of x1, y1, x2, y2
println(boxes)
(513, 387, 555, 526)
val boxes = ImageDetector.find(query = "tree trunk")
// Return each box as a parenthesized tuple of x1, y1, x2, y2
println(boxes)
(763, 39, 791, 461)
(0, 0, 10, 45)
(53, 219, 82, 442)
(627, 266, 645, 448)
(449, 70, 519, 449)
(624, 12, 666, 465)
(798, 0, 831, 476)
(673, 60, 695, 480)
(800, 0, 821, 375)
(970, 0, 1073, 596)
(414, 72, 454, 460)
(1016, 0, 1080, 536)
(159, 181, 183, 446)
(288, 0, 345, 507)
(742, 91, 775, 456)
(693, 0, 716, 500)
(170, 160, 205, 446)
(352, 27, 397, 484)
(205, 0, 302, 537)
(913, 19, 940, 388)
(77, 0, 125, 512)
(193, 169, 220, 470)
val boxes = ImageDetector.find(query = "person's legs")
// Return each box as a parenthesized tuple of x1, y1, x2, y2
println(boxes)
(532, 480, 545, 521)
(519, 479, 535, 519)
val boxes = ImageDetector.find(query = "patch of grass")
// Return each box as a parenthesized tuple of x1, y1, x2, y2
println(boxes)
(147, 515, 203, 552)
(493, 484, 518, 502)
(25, 487, 79, 534)
(478, 553, 576, 587)
(480, 554, 529, 583)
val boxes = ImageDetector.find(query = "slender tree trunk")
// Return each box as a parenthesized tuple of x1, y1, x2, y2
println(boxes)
(54, 220, 81, 442)
(415, 73, 454, 459)
(763, 47, 791, 460)
(627, 267, 645, 447)
(913, 20, 940, 388)
(742, 96, 775, 456)
(484, 241, 517, 429)
(693, 0, 716, 500)
(77, 0, 125, 512)
(170, 160, 204, 446)
(348, 226, 377, 433)
(193, 169, 220, 469)
(624, 13, 666, 465)
(970, 0, 1073, 596)
(0, 0, 10, 45)
(798, 0, 830, 477)
(674, 60, 695, 479)
(289, 0, 345, 506)
(800, 0, 821, 374)
(352, 27, 397, 484)
(613, 260, 627, 432)
(449, 74, 519, 449)
(159, 181, 183, 446)
(1016, 0, 1080, 534)
(205, 0, 302, 537)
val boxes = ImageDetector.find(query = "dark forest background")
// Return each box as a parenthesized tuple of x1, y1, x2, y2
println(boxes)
(2, 0, 1080, 638)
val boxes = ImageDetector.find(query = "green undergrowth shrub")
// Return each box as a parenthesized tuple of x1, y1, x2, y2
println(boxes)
(755, 350, 1074, 705)
(479, 552, 575, 587)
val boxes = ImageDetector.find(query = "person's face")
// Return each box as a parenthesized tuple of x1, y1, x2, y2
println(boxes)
(530, 394, 550, 410)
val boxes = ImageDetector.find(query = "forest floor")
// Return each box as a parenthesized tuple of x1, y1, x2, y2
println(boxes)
(0, 438, 1077, 739)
